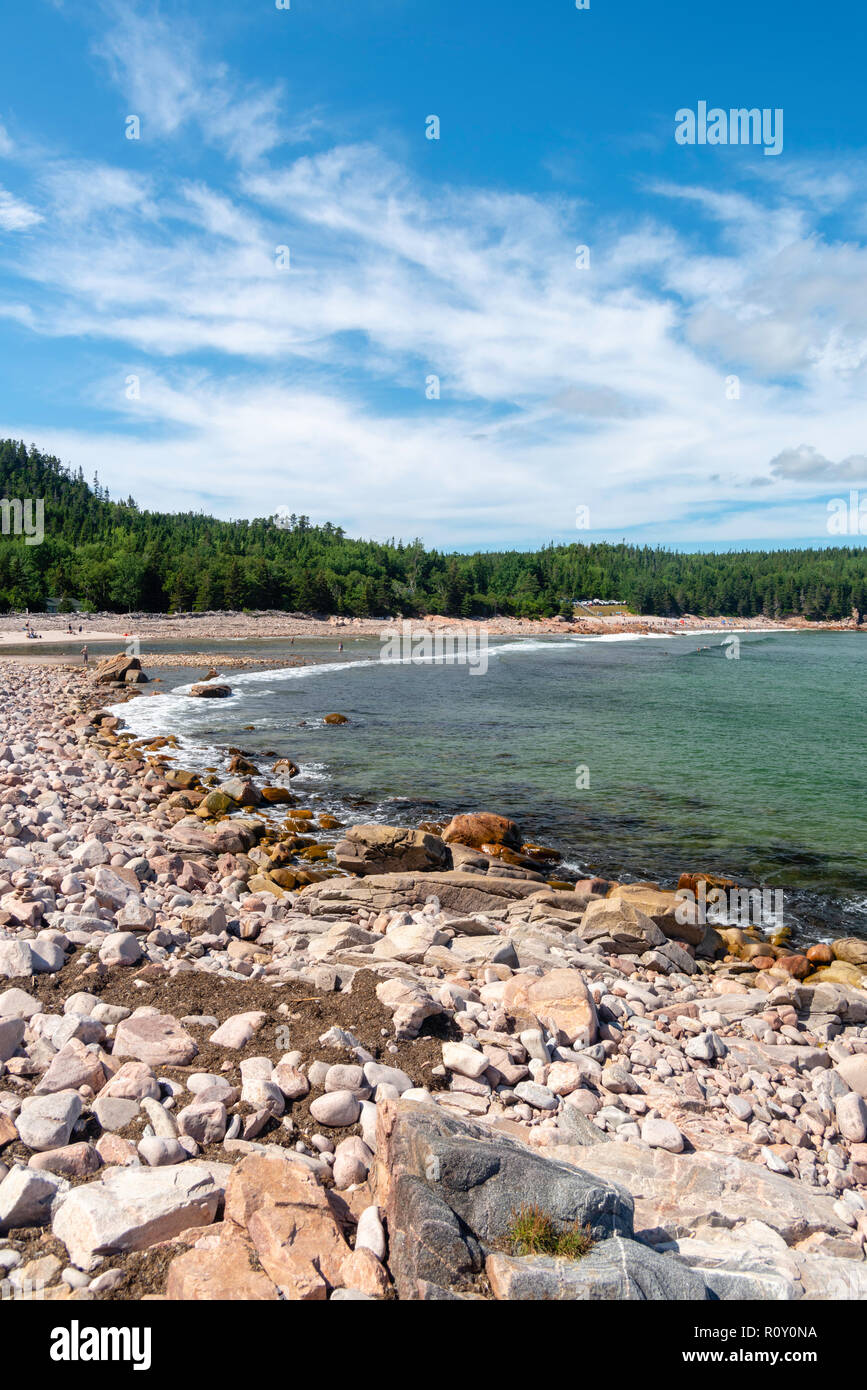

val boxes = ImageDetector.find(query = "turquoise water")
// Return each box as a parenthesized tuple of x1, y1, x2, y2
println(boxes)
(114, 629, 867, 943)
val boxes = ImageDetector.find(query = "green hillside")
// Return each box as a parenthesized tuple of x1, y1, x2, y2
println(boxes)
(1, 439, 864, 620)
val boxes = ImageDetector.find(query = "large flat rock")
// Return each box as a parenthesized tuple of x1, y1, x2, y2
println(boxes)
(554, 1142, 849, 1246)
(52, 1163, 222, 1269)
(299, 871, 545, 917)
(486, 1236, 709, 1300)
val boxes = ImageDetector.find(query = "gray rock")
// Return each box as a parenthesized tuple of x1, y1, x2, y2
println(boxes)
(16, 1091, 83, 1152)
(836, 1092, 867, 1143)
(558, 1104, 609, 1147)
(486, 1236, 708, 1300)
(93, 1097, 141, 1132)
(513, 1081, 558, 1111)
(0, 1016, 25, 1062)
(0, 1165, 67, 1231)
(379, 1101, 633, 1299)
(696, 1267, 797, 1301)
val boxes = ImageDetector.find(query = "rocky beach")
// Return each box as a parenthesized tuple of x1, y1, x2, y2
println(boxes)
(0, 651, 866, 1303)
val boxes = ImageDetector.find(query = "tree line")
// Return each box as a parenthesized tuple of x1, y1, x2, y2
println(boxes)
(1, 440, 864, 620)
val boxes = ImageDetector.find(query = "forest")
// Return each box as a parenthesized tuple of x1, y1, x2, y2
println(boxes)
(1, 439, 864, 620)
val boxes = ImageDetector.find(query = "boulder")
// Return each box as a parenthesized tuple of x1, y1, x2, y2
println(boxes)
(835, 1054, 867, 1099)
(0, 1165, 66, 1231)
(299, 870, 543, 918)
(218, 778, 261, 807)
(554, 1142, 848, 1245)
(578, 898, 666, 955)
(94, 653, 142, 685)
(486, 1237, 708, 1300)
(502, 969, 598, 1045)
(189, 684, 232, 698)
(52, 1164, 223, 1269)
(375, 1100, 633, 1299)
(0, 1016, 25, 1062)
(113, 1014, 198, 1067)
(375, 978, 442, 1039)
(225, 1153, 351, 1299)
(272, 758, 300, 778)
(831, 938, 867, 968)
(608, 883, 704, 945)
(166, 1229, 278, 1300)
(335, 824, 451, 876)
(442, 813, 522, 852)
(16, 1091, 83, 1152)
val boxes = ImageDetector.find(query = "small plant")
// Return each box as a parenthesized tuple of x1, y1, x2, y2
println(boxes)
(506, 1205, 595, 1260)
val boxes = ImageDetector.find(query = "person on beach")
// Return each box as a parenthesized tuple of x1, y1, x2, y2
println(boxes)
(81, 645, 88, 665)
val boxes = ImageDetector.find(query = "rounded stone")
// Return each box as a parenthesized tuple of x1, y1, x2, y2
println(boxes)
(309, 1090, 361, 1127)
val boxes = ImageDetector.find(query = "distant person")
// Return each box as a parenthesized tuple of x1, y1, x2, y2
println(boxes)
(81, 645, 88, 666)
(338, 642, 343, 652)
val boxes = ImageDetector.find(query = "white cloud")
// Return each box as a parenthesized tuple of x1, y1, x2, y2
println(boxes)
(0, 9, 866, 543)
(94, 4, 287, 164)
(0, 186, 41, 230)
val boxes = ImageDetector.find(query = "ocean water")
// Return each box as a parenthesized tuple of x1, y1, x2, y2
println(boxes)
(113, 629, 867, 944)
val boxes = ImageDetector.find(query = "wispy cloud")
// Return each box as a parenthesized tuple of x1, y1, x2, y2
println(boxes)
(93, 3, 287, 164)
(0, 186, 41, 230)
(0, 3, 866, 545)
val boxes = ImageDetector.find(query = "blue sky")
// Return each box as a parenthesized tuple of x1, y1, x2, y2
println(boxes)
(1, 0, 866, 550)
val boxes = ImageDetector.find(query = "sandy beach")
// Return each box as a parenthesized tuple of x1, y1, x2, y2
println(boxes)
(0, 607, 851, 658)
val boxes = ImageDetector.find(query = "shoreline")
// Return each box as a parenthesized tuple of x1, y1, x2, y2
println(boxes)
(0, 659, 865, 1301)
(0, 607, 861, 655)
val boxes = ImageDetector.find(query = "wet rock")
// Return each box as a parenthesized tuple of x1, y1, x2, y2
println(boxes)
(442, 813, 522, 851)
(189, 684, 232, 698)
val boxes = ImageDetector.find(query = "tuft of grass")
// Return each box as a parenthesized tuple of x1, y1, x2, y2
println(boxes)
(506, 1205, 595, 1261)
